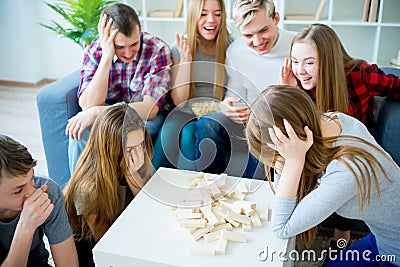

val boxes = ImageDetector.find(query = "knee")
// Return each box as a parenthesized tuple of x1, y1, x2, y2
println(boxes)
(196, 116, 222, 137)
(180, 123, 196, 147)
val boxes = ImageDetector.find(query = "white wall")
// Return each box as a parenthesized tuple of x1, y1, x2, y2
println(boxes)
(0, 0, 83, 83)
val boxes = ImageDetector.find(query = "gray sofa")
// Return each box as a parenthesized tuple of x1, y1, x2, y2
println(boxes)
(37, 70, 81, 187)
(36, 68, 400, 188)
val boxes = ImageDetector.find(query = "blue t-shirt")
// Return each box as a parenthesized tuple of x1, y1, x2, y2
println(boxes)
(0, 176, 72, 266)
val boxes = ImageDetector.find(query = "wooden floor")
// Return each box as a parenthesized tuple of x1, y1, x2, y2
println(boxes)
(0, 85, 48, 176)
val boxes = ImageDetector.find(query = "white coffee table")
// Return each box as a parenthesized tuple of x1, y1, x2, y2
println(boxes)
(93, 167, 295, 267)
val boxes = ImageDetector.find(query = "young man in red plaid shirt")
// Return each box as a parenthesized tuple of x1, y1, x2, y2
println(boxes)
(65, 3, 172, 174)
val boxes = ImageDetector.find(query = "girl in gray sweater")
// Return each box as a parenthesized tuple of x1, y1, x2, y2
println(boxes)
(246, 85, 399, 266)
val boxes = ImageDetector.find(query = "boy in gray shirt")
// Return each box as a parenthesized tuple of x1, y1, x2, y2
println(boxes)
(0, 134, 78, 266)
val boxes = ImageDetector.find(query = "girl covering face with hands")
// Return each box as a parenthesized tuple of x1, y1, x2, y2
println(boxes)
(64, 103, 153, 267)
(280, 23, 400, 253)
(246, 85, 400, 266)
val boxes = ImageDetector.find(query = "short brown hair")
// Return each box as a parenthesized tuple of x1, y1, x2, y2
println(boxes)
(0, 134, 36, 181)
(102, 3, 141, 36)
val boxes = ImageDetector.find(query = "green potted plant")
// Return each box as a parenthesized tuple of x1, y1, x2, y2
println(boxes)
(40, 0, 116, 49)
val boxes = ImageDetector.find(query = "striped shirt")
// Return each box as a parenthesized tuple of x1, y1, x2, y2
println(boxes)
(78, 32, 172, 111)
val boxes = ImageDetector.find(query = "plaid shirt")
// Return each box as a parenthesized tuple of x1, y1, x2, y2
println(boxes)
(78, 32, 172, 111)
(304, 63, 400, 131)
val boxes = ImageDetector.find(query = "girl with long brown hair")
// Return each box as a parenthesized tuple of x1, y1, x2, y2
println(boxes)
(64, 103, 153, 267)
(280, 23, 400, 254)
(246, 85, 399, 266)
(281, 23, 400, 133)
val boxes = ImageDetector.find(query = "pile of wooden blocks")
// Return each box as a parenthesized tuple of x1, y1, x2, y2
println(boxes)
(170, 172, 269, 256)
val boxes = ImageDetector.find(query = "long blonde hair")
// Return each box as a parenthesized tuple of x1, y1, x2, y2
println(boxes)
(185, 0, 229, 100)
(291, 24, 365, 114)
(64, 103, 153, 242)
(246, 85, 390, 247)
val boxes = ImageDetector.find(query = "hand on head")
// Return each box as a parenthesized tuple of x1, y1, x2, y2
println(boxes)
(267, 119, 313, 162)
(98, 14, 119, 61)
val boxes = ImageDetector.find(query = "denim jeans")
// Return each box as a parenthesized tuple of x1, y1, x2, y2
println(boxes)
(195, 112, 264, 179)
(152, 110, 196, 170)
(68, 113, 165, 176)
(324, 233, 398, 266)
(177, 120, 197, 171)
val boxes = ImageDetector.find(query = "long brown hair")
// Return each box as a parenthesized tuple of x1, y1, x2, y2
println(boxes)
(246, 85, 390, 247)
(64, 103, 153, 242)
(185, 0, 229, 100)
(291, 24, 365, 114)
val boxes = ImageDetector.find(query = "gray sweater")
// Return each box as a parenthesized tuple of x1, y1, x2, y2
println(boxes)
(272, 113, 400, 264)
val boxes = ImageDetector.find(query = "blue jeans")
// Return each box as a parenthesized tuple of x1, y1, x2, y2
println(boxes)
(152, 110, 196, 170)
(324, 233, 398, 266)
(68, 114, 165, 176)
(195, 112, 264, 179)
(177, 120, 197, 170)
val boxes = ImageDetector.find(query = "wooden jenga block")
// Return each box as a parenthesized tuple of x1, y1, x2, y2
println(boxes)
(207, 181, 222, 198)
(177, 213, 203, 220)
(221, 229, 247, 243)
(204, 173, 216, 182)
(231, 201, 244, 214)
(243, 206, 255, 217)
(171, 208, 194, 215)
(231, 192, 246, 200)
(215, 173, 227, 188)
(237, 200, 256, 210)
(225, 191, 236, 199)
(200, 206, 219, 225)
(191, 192, 212, 206)
(220, 201, 236, 213)
(236, 180, 249, 194)
(179, 218, 207, 228)
(215, 234, 228, 255)
(259, 204, 269, 221)
(210, 207, 226, 224)
(223, 217, 241, 228)
(226, 210, 251, 225)
(187, 178, 201, 188)
(184, 189, 204, 202)
(250, 213, 262, 228)
(187, 172, 204, 181)
(191, 223, 214, 240)
(213, 208, 240, 228)
(242, 223, 252, 232)
(203, 230, 222, 242)
(209, 222, 232, 232)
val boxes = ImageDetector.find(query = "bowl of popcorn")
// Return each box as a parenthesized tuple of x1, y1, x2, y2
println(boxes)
(191, 101, 219, 117)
